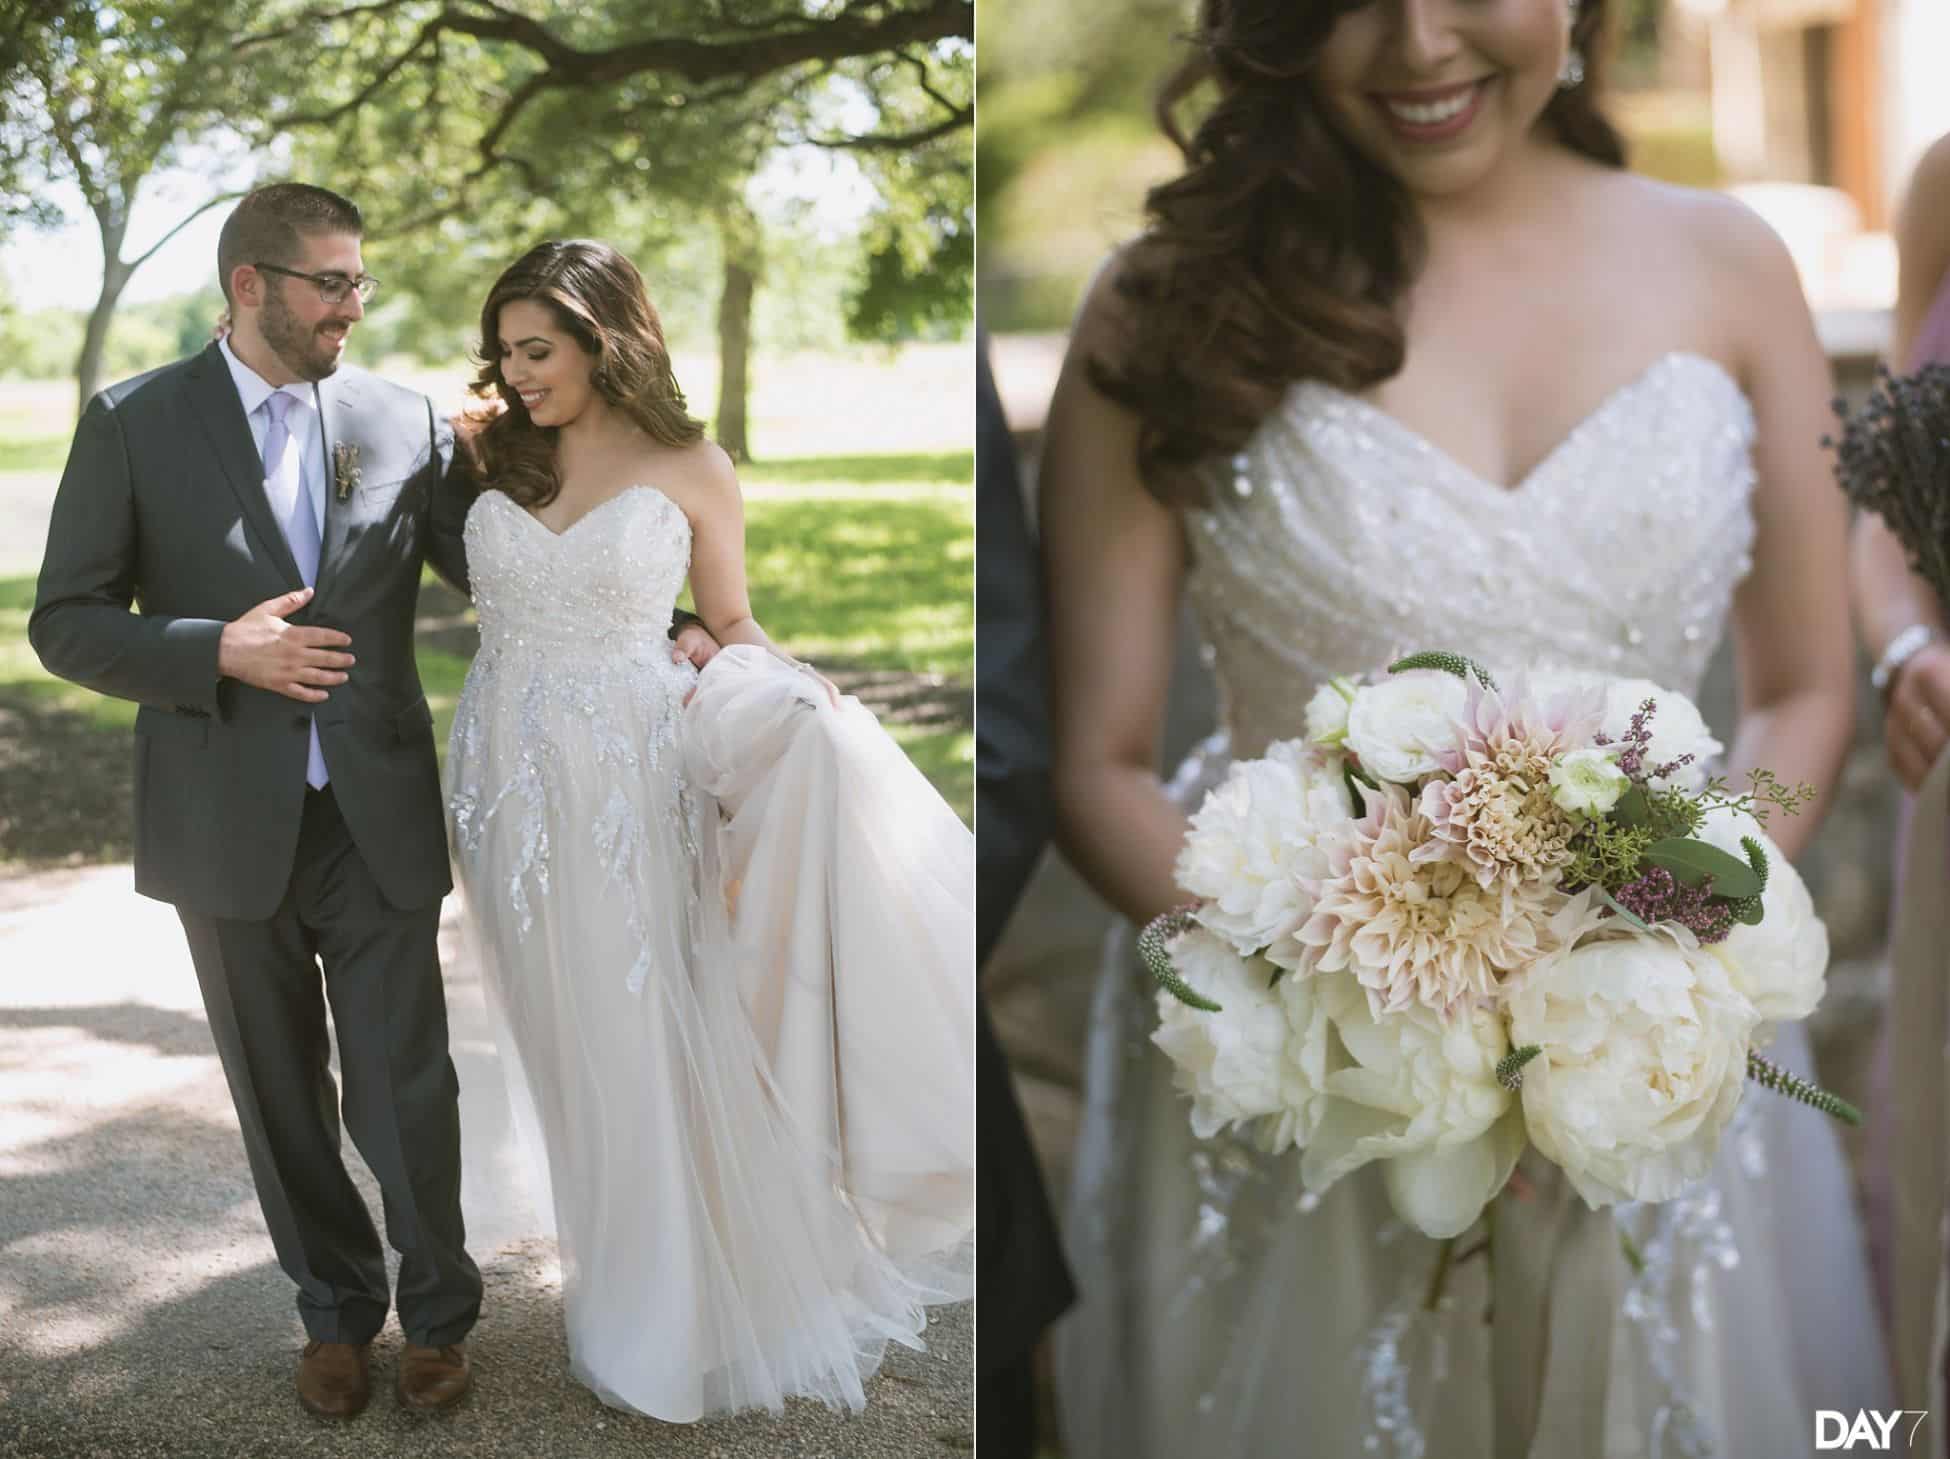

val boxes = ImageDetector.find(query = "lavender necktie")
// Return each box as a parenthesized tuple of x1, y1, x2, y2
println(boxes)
(262, 391, 329, 788)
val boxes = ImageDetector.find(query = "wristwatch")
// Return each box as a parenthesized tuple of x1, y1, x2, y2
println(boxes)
(1871, 623, 1939, 698)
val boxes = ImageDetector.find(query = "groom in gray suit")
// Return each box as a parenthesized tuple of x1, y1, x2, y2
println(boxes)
(31, 183, 684, 1418)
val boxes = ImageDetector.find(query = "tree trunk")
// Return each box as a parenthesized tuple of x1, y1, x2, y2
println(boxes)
(714, 203, 762, 464)
(76, 211, 132, 413)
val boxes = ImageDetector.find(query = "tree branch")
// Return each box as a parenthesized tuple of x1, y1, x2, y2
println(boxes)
(803, 107, 969, 151)
(258, 0, 970, 110)
(126, 189, 246, 270)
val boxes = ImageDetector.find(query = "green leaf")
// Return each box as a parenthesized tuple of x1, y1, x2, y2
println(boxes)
(1731, 896, 1765, 926)
(1612, 784, 1651, 828)
(1595, 884, 1653, 933)
(1642, 837, 1763, 899)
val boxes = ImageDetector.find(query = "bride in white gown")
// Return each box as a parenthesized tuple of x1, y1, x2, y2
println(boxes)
(442, 240, 972, 1420)
(1039, 2, 1889, 1455)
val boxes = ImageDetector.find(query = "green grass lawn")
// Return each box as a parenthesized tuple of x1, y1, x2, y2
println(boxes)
(0, 454, 971, 868)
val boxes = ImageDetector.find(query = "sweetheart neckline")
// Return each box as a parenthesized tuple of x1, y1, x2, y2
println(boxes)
(481, 483, 689, 540)
(1294, 351, 1746, 497)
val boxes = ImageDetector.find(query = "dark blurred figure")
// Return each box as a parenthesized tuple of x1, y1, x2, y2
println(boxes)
(977, 332, 1075, 1458)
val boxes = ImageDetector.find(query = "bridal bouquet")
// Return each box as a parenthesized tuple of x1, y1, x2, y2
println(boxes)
(1146, 651, 1858, 1239)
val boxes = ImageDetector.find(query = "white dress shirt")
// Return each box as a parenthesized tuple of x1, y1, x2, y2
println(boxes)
(219, 335, 326, 539)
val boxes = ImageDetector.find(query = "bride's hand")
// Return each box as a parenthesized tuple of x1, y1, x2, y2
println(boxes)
(1885, 640, 1950, 791)
(797, 663, 841, 708)
(671, 623, 719, 671)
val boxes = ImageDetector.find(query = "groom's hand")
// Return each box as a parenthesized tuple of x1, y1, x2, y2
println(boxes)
(218, 587, 355, 704)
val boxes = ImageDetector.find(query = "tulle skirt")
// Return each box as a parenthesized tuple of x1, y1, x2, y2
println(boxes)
(449, 642, 971, 1420)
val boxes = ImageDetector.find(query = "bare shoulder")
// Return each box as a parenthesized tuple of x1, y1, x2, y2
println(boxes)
(1641, 179, 1811, 369)
(1907, 131, 1950, 208)
(1623, 176, 1799, 285)
(1899, 132, 1950, 252)
(642, 437, 738, 518)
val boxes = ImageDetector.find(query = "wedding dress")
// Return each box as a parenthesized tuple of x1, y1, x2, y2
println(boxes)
(445, 483, 973, 1421)
(1053, 354, 1891, 1457)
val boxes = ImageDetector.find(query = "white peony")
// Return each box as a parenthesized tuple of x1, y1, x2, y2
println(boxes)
(1549, 747, 1629, 817)
(1299, 970, 1523, 1238)
(1600, 679, 1721, 792)
(1693, 805, 1827, 1027)
(1151, 928, 1335, 1153)
(1344, 671, 1470, 785)
(1305, 676, 1357, 746)
(1507, 897, 1760, 1208)
(1175, 740, 1353, 956)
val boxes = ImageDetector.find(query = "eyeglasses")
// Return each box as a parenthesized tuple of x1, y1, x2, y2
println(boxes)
(253, 262, 379, 305)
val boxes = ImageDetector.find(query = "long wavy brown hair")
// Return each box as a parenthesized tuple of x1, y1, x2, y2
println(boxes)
(1093, 0, 1626, 504)
(464, 239, 705, 508)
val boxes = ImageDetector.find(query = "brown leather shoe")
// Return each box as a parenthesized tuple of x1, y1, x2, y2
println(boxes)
(396, 1341, 471, 1411)
(297, 1339, 371, 1419)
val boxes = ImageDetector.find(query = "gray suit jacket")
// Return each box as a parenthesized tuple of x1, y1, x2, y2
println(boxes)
(31, 342, 473, 921)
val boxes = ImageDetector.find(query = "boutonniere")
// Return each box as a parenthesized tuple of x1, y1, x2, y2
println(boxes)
(333, 442, 361, 502)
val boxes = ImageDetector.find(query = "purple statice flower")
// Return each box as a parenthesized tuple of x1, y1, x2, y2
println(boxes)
(1610, 865, 1734, 944)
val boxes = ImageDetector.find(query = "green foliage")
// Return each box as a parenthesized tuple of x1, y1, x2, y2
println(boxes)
(1641, 836, 1762, 900)
(1565, 781, 1702, 894)
(1748, 1051, 1863, 1127)
(262, 4, 971, 361)
(0, 307, 84, 380)
(1496, 1045, 1542, 1092)
(1566, 820, 1657, 893)
(1387, 650, 1497, 691)
(1697, 767, 1818, 827)
(1139, 907, 1221, 1012)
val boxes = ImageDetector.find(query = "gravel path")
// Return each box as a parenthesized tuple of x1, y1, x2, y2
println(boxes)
(0, 865, 972, 1458)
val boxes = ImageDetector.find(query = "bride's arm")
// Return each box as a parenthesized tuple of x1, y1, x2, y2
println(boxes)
(1712, 201, 1856, 859)
(681, 442, 837, 696)
(1043, 264, 1197, 926)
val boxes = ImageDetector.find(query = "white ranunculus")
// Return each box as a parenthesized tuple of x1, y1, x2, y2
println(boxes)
(1693, 806, 1827, 1027)
(1343, 671, 1470, 785)
(1175, 740, 1353, 956)
(1305, 676, 1358, 746)
(1299, 970, 1522, 1238)
(1601, 679, 1721, 792)
(1549, 746, 1629, 817)
(1151, 929, 1335, 1153)
(1507, 910, 1760, 1208)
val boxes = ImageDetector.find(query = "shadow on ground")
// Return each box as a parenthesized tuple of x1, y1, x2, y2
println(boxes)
(0, 689, 133, 867)
(0, 994, 973, 1459)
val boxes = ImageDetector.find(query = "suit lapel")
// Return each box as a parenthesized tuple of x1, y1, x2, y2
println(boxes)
(185, 342, 304, 591)
(312, 370, 359, 604)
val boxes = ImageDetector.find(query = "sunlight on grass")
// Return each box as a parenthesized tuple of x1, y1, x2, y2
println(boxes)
(744, 452, 972, 488)
(2, 454, 973, 864)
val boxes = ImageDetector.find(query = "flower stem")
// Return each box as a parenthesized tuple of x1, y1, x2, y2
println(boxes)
(1746, 1051, 1863, 1126)
(1423, 1235, 1457, 1312)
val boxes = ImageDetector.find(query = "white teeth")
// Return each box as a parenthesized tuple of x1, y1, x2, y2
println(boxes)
(1384, 88, 1476, 126)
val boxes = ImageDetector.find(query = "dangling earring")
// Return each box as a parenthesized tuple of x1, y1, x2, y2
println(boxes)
(1558, 0, 1585, 90)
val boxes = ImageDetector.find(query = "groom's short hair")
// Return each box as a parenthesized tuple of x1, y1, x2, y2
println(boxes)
(217, 184, 364, 308)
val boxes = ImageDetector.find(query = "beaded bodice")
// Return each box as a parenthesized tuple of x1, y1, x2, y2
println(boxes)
(466, 485, 691, 658)
(1182, 353, 1758, 758)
